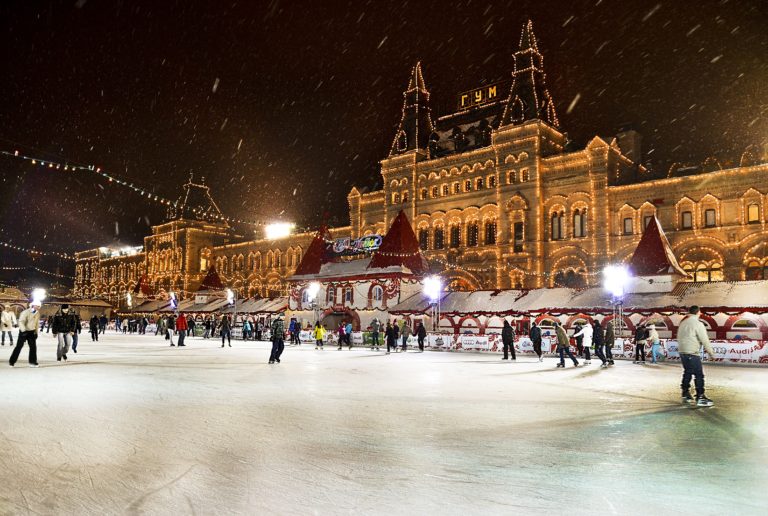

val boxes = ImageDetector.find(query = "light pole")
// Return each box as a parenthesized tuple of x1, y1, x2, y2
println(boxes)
(603, 264, 631, 339)
(423, 276, 443, 332)
(306, 282, 321, 326)
(226, 288, 237, 337)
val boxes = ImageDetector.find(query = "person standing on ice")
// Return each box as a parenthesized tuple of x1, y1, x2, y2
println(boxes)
(648, 324, 662, 363)
(529, 322, 543, 362)
(633, 323, 648, 364)
(313, 321, 325, 349)
(555, 321, 579, 368)
(220, 315, 232, 347)
(416, 321, 427, 352)
(370, 318, 381, 350)
(336, 322, 346, 351)
(175, 313, 188, 347)
(501, 320, 516, 360)
(99, 314, 108, 335)
(592, 320, 607, 368)
(166, 314, 176, 346)
(1, 304, 17, 346)
(52, 304, 77, 362)
(573, 321, 593, 365)
(604, 320, 615, 365)
(401, 321, 412, 352)
(345, 321, 353, 349)
(71, 310, 82, 353)
(677, 306, 715, 407)
(9, 299, 42, 367)
(385, 321, 396, 355)
(89, 315, 99, 341)
(203, 317, 211, 339)
(269, 316, 285, 364)
(392, 319, 400, 352)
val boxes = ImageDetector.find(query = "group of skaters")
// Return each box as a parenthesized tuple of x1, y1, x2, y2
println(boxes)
(5, 303, 85, 367)
(307, 318, 429, 354)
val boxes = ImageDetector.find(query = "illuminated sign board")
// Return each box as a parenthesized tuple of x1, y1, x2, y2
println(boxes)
(330, 234, 382, 256)
(457, 81, 508, 109)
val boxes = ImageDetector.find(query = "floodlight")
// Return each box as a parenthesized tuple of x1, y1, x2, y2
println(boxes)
(265, 222, 295, 240)
(306, 282, 321, 302)
(423, 275, 443, 302)
(603, 264, 631, 298)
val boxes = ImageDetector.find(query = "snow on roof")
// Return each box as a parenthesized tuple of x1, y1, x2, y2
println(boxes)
(221, 297, 287, 314)
(628, 215, 687, 276)
(291, 256, 412, 282)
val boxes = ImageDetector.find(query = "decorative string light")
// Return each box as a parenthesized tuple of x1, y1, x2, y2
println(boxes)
(0, 266, 75, 280)
(0, 240, 74, 260)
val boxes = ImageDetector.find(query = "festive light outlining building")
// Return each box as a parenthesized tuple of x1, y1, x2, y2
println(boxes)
(74, 20, 768, 306)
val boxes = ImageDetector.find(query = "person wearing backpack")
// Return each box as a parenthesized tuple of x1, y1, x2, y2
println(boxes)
(633, 323, 648, 364)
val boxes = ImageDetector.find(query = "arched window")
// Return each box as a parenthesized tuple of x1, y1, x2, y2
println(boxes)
(488, 175, 496, 188)
(453, 182, 461, 194)
(433, 227, 445, 250)
(573, 209, 587, 238)
(418, 229, 429, 250)
(521, 168, 530, 182)
(693, 262, 723, 282)
(475, 177, 484, 190)
(746, 261, 768, 280)
(704, 208, 716, 228)
(392, 192, 400, 204)
(420, 188, 428, 200)
(431, 186, 439, 198)
(442, 184, 449, 196)
(508, 170, 517, 184)
(372, 285, 384, 302)
(402, 191, 409, 203)
(327, 285, 336, 304)
(450, 225, 461, 248)
(747, 203, 760, 223)
(467, 223, 479, 247)
(344, 287, 353, 303)
(484, 220, 497, 245)
(465, 179, 472, 192)
(680, 210, 693, 229)
(551, 212, 564, 240)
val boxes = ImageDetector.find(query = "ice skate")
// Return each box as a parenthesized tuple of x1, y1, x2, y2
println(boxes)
(696, 396, 714, 407)
(682, 392, 694, 404)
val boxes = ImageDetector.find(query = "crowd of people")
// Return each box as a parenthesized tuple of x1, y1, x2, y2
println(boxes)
(3, 302, 716, 407)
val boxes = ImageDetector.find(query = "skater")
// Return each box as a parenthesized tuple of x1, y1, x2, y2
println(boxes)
(648, 324, 662, 363)
(268, 315, 285, 364)
(203, 317, 211, 339)
(633, 323, 648, 363)
(385, 321, 396, 354)
(573, 322, 585, 357)
(678, 306, 715, 406)
(187, 316, 196, 338)
(220, 315, 232, 347)
(337, 322, 346, 351)
(555, 321, 579, 368)
(370, 318, 381, 350)
(345, 321, 353, 349)
(90, 315, 99, 341)
(9, 300, 42, 367)
(166, 314, 176, 346)
(99, 314, 108, 334)
(529, 321, 543, 362)
(1, 304, 17, 346)
(176, 313, 188, 346)
(573, 321, 593, 365)
(604, 320, 615, 365)
(52, 304, 77, 362)
(592, 320, 607, 367)
(392, 319, 400, 352)
(501, 320, 516, 360)
(71, 310, 82, 353)
(400, 321, 411, 352)
(242, 318, 252, 341)
(416, 321, 427, 352)
(313, 321, 325, 349)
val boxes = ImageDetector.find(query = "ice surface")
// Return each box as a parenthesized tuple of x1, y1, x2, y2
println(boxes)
(1, 333, 767, 515)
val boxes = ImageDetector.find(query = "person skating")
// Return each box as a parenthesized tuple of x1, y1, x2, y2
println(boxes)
(345, 321, 353, 349)
(242, 318, 252, 341)
(52, 304, 77, 362)
(176, 313, 188, 346)
(604, 320, 616, 365)
(573, 321, 593, 365)
(1, 304, 17, 346)
(648, 324, 662, 363)
(269, 315, 285, 364)
(99, 315, 108, 334)
(220, 315, 232, 347)
(385, 321, 396, 354)
(187, 316, 196, 338)
(416, 321, 427, 352)
(400, 321, 411, 352)
(203, 318, 211, 339)
(313, 321, 325, 349)
(370, 318, 381, 350)
(89, 315, 99, 341)
(9, 300, 42, 367)
(677, 306, 715, 407)
(71, 310, 82, 353)
(501, 320, 516, 360)
(392, 319, 400, 352)
(592, 320, 607, 367)
(336, 322, 346, 351)
(166, 314, 176, 346)
(633, 323, 648, 364)
(555, 321, 579, 368)
(529, 322, 543, 362)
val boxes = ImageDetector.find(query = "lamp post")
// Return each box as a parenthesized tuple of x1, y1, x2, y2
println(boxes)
(423, 276, 443, 332)
(306, 282, 321, 326)
(226, 288, 237, 337)
(603, 265, 631, 339)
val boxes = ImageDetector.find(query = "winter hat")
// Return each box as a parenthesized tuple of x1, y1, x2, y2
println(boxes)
(61, 304, 70, 310)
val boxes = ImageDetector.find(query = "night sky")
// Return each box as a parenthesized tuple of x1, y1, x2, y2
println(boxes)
(1, 0, 766, 286)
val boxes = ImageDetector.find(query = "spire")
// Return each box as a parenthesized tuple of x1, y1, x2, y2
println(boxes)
(628, 216, 687, 276)
(368, 210, 428, 274)
(169, 177, 225, 223)
(501, 20, 560, 128)
(389, 62, 435, 156)
(198, 265, 224, 291)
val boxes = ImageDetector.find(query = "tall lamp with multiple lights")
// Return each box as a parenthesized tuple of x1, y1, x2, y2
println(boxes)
(603, 265, 631, 339)
(423, 276, 443, 332)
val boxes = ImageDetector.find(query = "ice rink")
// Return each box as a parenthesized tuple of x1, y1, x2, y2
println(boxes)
(1, 332, 767, 515)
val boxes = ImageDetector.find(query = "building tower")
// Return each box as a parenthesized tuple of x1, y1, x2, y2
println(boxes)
(389, 62, 435, 155)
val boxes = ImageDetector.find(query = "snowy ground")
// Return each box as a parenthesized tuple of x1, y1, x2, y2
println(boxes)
(1, 333, 767, 516)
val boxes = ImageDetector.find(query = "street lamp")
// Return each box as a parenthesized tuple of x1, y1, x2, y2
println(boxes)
(306, 281, 321, 325)
(423, 275, 443, 332)
(603, 265, 631, 338)
(226, 287, 238, 337)
(31, 288, 47, 305)
(126, 292, 133, 308)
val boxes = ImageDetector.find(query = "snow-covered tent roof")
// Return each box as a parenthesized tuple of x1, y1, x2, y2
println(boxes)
(368, 210, 428, 274)
(291, 256, 413, 282)
(221, 297, 287, 315)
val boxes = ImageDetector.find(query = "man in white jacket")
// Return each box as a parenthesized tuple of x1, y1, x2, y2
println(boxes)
(573, 322, 594, 365)
(1, 304, 17, 346)
(677, 306, 715, 407)
(9, 300, 42, 367)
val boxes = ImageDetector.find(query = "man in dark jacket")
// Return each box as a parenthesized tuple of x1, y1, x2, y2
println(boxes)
(53, 304, 77, 362)
(385, 321, 396, 354)
(392, 319, 400, 353)
(269, 316, 285, 364)
(592, 320, 607, 367)
(99, 315, 108, 334)
(604, 320, 615, 365)
(417, 322, 427, 352)
(633, 323, 648, 364)
(501, 320, 516, 360)
(529, 322, 543, 362)
(89, 315, 99, 341)
(370, 318, 381, 350)
(72, 311, 82, 353)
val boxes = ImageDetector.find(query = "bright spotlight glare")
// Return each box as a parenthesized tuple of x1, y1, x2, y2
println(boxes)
(31, 288, 47, 304)
(306, 281, 321, 302)
(603, 265, 631, 298)
(226, 288, 235, 305)
(265, 222, 295, 240)
(423, 276, 443, 302)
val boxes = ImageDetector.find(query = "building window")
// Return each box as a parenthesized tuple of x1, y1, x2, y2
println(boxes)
(551, 212, 563, 240)
(450, 225, 461, 248)
(420, 188, 427, 200)
(704, 209, 716, 228)
(442, 184, 449, 196)
(484, 221, 497, 245)
(301, 289, 311, 304)
(521, 168, 530, 182)
(681, 211, 693, 229)
(464, 179, 472, 192)
(433, 227, 444, 249)
(402, 191, 409, 203)
(418, 229, 429, 250)
(327, 286, 335, 304)
(573, 209, 587, 238)
(476, 177, 484, 190)
(746, 261, 768, 280)
(508, 171, 517, 184)
(695, 263, 723, 282)
(747, 203, 760, 223)
(431, 186, 439, 198)
(488, 175, 496, 188)
(392, 192, 400, 204)
(453, 182, 461, 194)
(623, 217, 633, 235)
(344, 287, 353, 303)
(467, 223, 479, 247)
(513, 222, 524, 252)
(372, 285, 383, 302)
